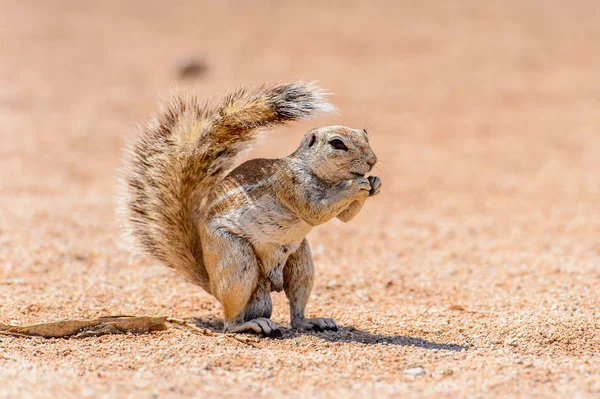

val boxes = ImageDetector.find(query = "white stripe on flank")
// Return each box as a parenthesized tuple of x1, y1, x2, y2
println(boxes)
(208, 176, 276, 209)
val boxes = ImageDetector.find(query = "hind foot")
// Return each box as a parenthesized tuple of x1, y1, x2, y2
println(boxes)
(226, 317, 282, 338)
(292, 317, 338, 332)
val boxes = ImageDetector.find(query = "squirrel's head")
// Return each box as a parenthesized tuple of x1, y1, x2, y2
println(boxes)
(295, 125, 377, 183)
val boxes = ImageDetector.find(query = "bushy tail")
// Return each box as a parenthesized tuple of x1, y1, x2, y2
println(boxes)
(118, 82, 333, 290)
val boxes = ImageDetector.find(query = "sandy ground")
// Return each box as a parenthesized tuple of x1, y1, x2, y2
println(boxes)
(1, 0, 599, 397)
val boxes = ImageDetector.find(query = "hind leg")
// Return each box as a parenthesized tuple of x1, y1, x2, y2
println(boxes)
(202, 227, 280, 337)
(284, 239, 338, 332)
(227, 280, 282, 337)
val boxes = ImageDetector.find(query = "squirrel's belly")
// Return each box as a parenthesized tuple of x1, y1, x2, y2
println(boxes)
(211, 195, 311, 292)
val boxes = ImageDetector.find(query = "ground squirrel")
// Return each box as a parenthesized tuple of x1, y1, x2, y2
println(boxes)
(119, 81, 381, 337)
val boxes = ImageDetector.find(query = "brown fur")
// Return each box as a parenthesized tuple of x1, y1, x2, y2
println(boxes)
(118, 82, 380, 336)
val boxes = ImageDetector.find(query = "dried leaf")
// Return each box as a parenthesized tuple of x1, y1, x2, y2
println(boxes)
(0, 316, 168, 338)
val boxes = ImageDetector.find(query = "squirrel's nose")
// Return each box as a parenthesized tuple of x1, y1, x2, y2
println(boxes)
(366, 157, 377, 169)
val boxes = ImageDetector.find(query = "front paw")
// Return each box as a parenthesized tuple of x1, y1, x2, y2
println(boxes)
(292, 317, 339, 332)
(367, 176, 382, 196)
(349, 177, 371, 199)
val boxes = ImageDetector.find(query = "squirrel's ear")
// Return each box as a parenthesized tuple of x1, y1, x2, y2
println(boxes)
(307, 134, 316, 147)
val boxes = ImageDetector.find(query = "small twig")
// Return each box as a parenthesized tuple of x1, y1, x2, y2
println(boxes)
(165, 317, 260, 346)
(166, 317, 217, 336)
(226, 333, 260, 346)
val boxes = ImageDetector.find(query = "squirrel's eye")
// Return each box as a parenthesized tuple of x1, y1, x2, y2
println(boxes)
(329, 139, 348, 151)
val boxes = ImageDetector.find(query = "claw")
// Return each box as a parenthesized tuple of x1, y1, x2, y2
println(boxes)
(227, 317, 282, 338)
(268, 328, 283, 338)
(368, 176, 382, 196)
(293, 317, 339, 332)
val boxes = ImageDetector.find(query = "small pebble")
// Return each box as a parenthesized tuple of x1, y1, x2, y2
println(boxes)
(404, 367, 426, 376)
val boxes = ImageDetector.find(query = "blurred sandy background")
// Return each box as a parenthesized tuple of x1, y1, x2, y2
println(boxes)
(1, 0, 599, 397)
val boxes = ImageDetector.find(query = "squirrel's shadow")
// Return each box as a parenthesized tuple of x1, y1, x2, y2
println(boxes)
(191, 318, 466, 351)
(293, 329, 466, 351)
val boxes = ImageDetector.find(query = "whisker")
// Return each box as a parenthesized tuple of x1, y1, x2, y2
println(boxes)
(374, 164, 390, 174)
(363, 116, 371, 132)
(376, 159, 393, 165)
(365, 119, 378, 132)
(377, 157, 392, 165)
